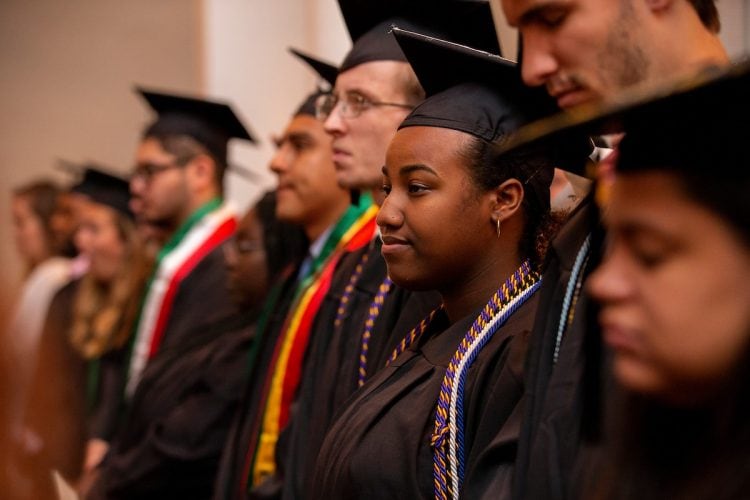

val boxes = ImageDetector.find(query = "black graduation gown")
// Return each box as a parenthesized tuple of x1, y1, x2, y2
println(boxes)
(311, 293, 539, 500)
(270, 241, 440, 500)
(505, 195, 602, 500)
(212, 267, 302, 500)
(90, 245, 245, 499)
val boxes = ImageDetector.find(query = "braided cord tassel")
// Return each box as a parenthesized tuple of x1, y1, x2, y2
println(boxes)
(386, 304, 444, 367)
(432, 261, 541, 500)
(357, 277, 394, 387)
(553, 234, 591, 365)
(334, 252, 370, 328)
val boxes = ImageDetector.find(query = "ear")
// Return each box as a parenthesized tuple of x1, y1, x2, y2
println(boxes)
(644, 0, 672, 13)
(489, 178, 524, 225)
(187, 154, 217, 190)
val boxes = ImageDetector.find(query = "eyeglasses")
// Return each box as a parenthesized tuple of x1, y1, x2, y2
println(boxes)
(315, 92, 413, 120)
(132, 156, 192, 183)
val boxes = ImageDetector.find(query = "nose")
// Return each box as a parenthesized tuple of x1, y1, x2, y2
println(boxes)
(269, 145, 290, 175)
(519, 32, 558, 88)
(375, 195, 404, 232)
(586, 247, 633, 307)
(130, 175, 146, 197)
(223, 241, 238, 268)
(323, 102, 347, 137)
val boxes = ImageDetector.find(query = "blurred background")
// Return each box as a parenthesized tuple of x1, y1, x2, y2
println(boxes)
(1, 0, 748, 296)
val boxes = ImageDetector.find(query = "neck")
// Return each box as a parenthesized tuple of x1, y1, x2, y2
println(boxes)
(176, 190, 219, 229)
(304, 201, 349, 243)
(441, 245, 523, 324)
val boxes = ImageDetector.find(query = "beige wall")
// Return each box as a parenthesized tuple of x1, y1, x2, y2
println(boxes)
(201, 0, 350, 212)
(1, 0, 747, 293)
(0, 0, 203, 289)
(0, 0, 353, 292)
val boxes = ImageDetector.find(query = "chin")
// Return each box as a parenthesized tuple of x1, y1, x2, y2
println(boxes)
(613, 356, 668, 398)
(386, 268, 434, 292)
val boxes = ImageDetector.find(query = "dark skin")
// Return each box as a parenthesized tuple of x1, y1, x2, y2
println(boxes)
(377, 126, 527, 323)
(223, 207, 269, 311)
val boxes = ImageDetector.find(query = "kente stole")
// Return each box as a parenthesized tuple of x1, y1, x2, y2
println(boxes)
(247, 197, 378, 487)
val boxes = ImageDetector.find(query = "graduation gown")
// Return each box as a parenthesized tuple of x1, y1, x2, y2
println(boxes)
(311, 292, 539, 499)
(212, 267, 303, 500)
(507, 194, 602, 500)
(90, 244, 244, 499)
(274, 240, 441, 500)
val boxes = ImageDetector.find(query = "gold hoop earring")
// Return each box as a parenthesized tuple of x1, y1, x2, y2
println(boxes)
(496, 218, 501, 238)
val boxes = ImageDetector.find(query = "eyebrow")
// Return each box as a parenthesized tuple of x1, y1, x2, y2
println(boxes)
(518, 2, 562, 26)
(399, 164, 439, 176)
(275, 131, 313, 147)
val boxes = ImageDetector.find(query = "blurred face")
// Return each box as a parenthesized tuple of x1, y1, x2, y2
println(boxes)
(270, 114, 348, 228)
(377, 126, 493, 291)
(502, 0, 650, 108)
(76, 201, 127, 283)
(130, 137, 190, 227)
(588, 172, 750, 404)
(223, 208, 269, 309)
(12, 194, 49, 268)
(324, 60, 416, 191)
(49, 192, 83, 256)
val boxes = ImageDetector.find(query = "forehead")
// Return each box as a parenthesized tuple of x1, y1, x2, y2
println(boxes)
(79, 200, 115, 222)
(135, 137, 172, 162)
(387, 126, 470, 171)
(502, 0, 577, 26)
(335, 60, 409, 98)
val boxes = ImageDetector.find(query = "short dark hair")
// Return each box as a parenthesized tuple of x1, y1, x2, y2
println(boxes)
(689, 0, 720, 32)
(143, 125, 227, 193)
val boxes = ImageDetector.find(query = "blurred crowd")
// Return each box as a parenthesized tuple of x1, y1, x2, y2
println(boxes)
(1, 0, 748, 499)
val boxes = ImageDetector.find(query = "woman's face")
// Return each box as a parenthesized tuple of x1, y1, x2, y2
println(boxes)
(76, 201, 127, 283)
(588, 171, 750, 404)
(223, 208, 269, 310)
(377, 126, 494, 291)
(12, 194, 49, 268)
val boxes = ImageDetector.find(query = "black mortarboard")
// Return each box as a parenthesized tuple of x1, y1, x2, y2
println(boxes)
(394, 28, 592, 209)
(289, 48, 339, 117)
(338, 0, 501, 73)
(496, 60, 750, 177)
(136, 87, 256, 167)
(68, 165, 133, 218)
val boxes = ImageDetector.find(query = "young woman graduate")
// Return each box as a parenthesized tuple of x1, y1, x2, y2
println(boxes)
(582, 63, 750, 500)
(312, 29, 590, 500)
(498, 60, 750, 500)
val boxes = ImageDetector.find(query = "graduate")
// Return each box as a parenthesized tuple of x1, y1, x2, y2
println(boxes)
(312, 29, 589, 500)
(21, 169, 144, 499)
(88, 90, 255, 499)
(213, 49, 376, 500)
(274, 3, 502, 497)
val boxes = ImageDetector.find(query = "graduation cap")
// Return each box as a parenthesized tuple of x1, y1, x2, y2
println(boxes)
(338, 0, 501, 73)
(63, 162, 133, 218)
(289, 48, 339, 117)
(136, 87, 257, 168)
(496, 60, 750, 178)
(394, 28, 592, 209)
